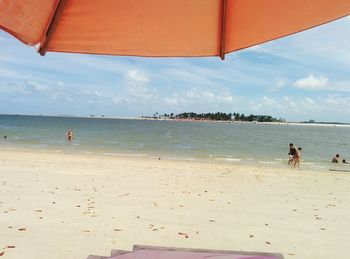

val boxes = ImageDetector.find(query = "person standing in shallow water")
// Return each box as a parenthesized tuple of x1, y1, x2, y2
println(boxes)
(293, 147, 302, 168)
(288, 143, 297, 165)
(66, 129, 74, 141)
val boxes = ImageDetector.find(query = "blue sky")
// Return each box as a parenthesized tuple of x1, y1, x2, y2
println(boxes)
(1, 16, 350, 122)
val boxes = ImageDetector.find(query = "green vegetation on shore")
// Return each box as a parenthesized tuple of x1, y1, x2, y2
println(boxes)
(142, 112, 285, 122)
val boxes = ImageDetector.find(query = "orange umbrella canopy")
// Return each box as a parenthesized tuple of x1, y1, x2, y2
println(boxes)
(1, 0, 350, 59)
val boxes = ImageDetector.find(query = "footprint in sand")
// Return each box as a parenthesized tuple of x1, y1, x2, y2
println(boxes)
(178, 232, 189, 238)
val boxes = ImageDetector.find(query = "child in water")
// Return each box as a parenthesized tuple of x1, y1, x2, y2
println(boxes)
(293, 147, 302, 167)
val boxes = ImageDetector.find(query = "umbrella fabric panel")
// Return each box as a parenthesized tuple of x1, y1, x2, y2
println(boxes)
(1, 0, 350, 57)
(226, 0, 350, 52)
(48, 0, 223, 57)
(47, 0, 350, 57)
(0, 0, 57, 45)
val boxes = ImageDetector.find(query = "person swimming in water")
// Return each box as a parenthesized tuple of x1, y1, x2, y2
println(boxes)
(332, 154, 340, 163)
(66, 129, 74, 141)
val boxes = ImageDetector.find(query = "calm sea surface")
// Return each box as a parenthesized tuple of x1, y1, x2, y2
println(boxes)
(1, 115, 349, 170)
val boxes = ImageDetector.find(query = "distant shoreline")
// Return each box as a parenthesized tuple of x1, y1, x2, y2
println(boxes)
(0, 113, 349, 126)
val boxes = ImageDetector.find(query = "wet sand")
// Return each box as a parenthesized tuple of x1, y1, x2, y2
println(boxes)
(0, 149, 349, 259)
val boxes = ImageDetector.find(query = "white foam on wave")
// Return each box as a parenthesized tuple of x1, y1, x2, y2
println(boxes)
(258, 161, 278, 164)
(215, 158, 242, 162)
(102, 152, 145, 157)
(162, 157, 196, 161)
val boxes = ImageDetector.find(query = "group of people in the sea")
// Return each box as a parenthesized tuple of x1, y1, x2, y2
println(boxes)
(288, 142, 349, 168)
(332, 153, 348, 164)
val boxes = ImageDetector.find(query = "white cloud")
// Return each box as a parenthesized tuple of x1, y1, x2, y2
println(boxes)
(68, 55, 128, 74)
(293, 74, 329, 90)
(186, 90, 200, 99)
(262, 96, 278, 106)
(57, 81, 64, 87)
(268, 78, 286, 92)
(112, 96, 125, 104)
(183, 89, 234, 104)
(51, 91, 74, 103)
(126, 70, 150, 82)
(163, 68, 213, 85)
(244, 95, 350, 122)
(0, 67, 23, 79)
(283, 96, 297, 108)
(164, 97, 178, 106)
(304, 97, 315, 104)
(292, 75, 350, 92)
(202, 91, 215, 99)
(330, 81, 350, 92)
(27, 81, 50, 93)
(218, 95, 234, 104)
(93, 91, 101, 98)
(125, 82, 155, 101)
(162, 89, 235, 111)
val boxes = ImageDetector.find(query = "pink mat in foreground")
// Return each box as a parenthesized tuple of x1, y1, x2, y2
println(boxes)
(87, 245, 284, 259)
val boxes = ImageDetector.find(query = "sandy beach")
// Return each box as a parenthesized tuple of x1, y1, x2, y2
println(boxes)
(0, 149, 349, 259)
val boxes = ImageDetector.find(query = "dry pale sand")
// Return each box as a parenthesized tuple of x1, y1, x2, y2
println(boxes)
(0, 149, 349, 259)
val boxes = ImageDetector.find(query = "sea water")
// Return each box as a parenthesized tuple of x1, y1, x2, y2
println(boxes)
(0, 115, 349, 170)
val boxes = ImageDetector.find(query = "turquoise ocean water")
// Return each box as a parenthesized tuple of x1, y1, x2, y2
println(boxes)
(0, 115, 349, 170)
